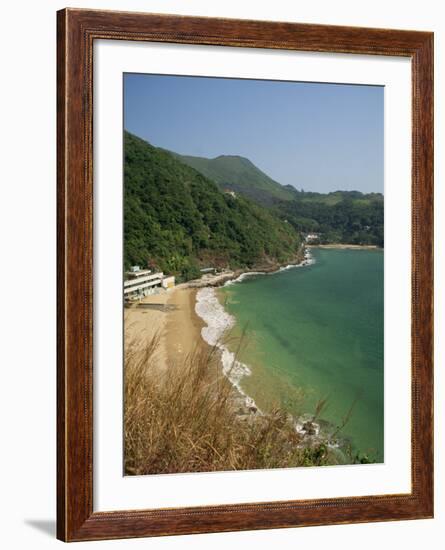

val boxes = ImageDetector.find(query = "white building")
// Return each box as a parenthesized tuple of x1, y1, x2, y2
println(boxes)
(305, 233, 321, 243)
(124, 267, 175, 300)
(161, 276, 175, 290)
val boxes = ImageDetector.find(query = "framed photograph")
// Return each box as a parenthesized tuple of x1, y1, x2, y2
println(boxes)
(57, 8, 433, 542)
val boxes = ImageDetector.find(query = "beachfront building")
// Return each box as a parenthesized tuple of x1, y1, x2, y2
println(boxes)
(304, 233, 321, 243)
(124, 266, 175, 300)
(162, 276, 175, 290)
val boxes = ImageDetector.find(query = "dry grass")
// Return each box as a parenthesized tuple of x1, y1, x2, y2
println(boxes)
(124, 335, 345, 475)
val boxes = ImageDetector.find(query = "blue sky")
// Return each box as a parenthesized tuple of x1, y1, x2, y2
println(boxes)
(124, 74, 383, 194)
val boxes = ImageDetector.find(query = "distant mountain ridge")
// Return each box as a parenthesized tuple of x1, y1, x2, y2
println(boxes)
(170, 151, 296, 205)
(170, 150, 382, 207)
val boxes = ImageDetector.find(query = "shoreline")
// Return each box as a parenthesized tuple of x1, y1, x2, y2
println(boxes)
(193, 247, 315, 419)
(193, 247, 349, 454)
(189, 248, 309, 289)
(125, 246, 360, 460)
(308, 243, 381, 250)
(124, 243, 365, 405)
(186, 241, 381, 292)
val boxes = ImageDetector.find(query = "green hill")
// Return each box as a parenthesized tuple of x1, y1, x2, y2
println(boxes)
(124, 132, 302, 280)
(172, 152, 383, 211)
(171, 152, 296, 206)
(170, 150, 383, 247)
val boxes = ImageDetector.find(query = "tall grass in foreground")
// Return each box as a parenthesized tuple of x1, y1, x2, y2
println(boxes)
(124, 335, 360, 475)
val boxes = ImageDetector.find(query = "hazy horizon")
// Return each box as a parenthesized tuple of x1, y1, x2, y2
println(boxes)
(124, 74, 384, 194)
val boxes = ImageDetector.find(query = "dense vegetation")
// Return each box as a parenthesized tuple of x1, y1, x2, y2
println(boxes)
(124, 132, 302, 280)
(125, 335, 367, 475)
(172, 151, 295, 205)
(175, 150, 384, 247)
(274, 194, 384, 246)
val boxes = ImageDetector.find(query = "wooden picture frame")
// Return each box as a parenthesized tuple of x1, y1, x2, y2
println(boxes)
(57, 8, 434, 542)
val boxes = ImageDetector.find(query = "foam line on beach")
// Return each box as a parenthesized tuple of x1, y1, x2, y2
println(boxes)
(194, 252, 353, 453)
(195, 287, 259, 413)
(194, 249, 315, 417)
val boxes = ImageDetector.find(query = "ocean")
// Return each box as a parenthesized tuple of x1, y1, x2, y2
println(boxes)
(197, 248, 384, 463)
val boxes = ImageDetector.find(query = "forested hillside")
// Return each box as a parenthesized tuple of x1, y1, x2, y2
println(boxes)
(124, 132, 302, 280)
(274, 196, 383, 246)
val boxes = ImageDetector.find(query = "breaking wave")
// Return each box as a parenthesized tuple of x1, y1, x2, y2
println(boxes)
(195, 287, 258, 411)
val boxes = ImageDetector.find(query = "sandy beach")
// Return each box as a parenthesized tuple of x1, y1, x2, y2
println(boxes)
(124, 286, 208, 371)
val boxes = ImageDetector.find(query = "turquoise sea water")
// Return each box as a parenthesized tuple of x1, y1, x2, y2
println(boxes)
(219, 248, 384, 461)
